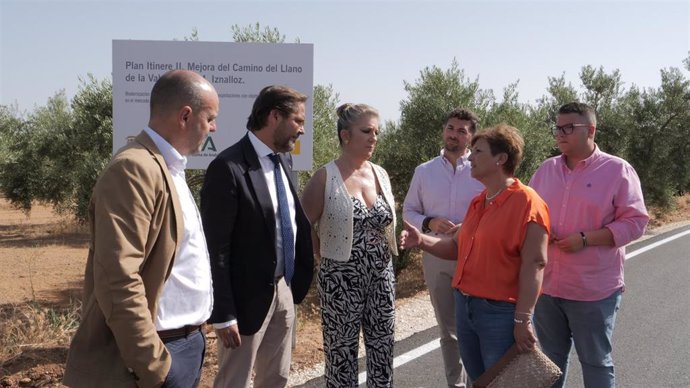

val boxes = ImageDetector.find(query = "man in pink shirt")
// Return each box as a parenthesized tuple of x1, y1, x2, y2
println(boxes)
(529, 102, 649, 388)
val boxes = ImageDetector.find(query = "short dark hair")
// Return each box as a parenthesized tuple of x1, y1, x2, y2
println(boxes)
(558, 102, 597, 126)
(246, 85, 308, 131)
(444, 108, 480, 134)
(470, 123, 524, 176)
(149, 70, 204, 116)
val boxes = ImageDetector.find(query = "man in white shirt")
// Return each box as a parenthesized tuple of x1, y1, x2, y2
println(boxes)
(403, 107, 484, 388)
(64, 70, 217, 388)
(201, 85, 314, 388)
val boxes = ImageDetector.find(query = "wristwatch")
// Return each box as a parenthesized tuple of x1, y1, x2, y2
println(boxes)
(422, 217, 432, 233)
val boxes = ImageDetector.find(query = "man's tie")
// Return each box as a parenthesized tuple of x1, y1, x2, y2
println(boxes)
(269, 154, 295, 285)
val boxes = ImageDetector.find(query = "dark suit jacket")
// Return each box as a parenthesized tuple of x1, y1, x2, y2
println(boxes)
(200, 134, 313, 335)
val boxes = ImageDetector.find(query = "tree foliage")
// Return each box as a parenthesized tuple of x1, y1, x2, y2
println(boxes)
(482, 82, 553, 182)
(622, 67, 690, 208)
(0, 77, 111, 221)
(377, 58, 690, 223)
(377, 60, 551, 201)
(0, 92, 72, 212)
(300, 83, 340, 188)
(231, 22, 300, 44)
(0, 23, 335, 222)
(1, 24, 689, 226)
(65, 76, 113, 218)
(579, 66, 626, 156)
(375, 59, 489, 201)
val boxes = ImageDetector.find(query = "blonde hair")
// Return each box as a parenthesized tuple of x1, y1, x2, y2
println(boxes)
(336, 103, 379, 145)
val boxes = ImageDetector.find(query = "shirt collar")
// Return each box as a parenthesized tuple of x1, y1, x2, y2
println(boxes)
(440, 148, 471, 167)
(582, 144, 603, 167)
(558, 144, 602, 169)
(493, 178, 521, 206)
(247, 130, 275, 159)
(474, 178, 521, 209)
(143, 127, 187, 174)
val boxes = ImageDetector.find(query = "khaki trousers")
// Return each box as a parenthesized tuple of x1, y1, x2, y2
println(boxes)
(213, 277, 295, 388)
(422, 252, 469, 387)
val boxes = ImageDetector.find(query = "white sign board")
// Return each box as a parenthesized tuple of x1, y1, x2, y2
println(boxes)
(112, 40, 314, 170)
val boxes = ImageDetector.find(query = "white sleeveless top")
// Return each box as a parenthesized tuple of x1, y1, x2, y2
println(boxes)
(317, 161, 398, 262)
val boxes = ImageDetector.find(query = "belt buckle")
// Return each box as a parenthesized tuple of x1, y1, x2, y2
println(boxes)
(183, 325, 197, 336)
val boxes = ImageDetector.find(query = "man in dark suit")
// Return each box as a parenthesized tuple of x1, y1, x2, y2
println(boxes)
(201, 85, 314, 388)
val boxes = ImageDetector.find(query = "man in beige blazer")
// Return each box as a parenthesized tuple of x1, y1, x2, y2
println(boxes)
(63, 70, 218, 388)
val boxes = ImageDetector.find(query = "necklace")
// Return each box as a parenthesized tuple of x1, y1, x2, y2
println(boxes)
(485, 188, 504, 201)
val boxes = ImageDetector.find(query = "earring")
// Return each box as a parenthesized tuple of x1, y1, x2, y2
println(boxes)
(344, 140, 349, 145)
(496, 161, 500, 166)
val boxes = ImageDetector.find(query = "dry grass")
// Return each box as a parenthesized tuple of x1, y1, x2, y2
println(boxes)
(0, 300, 80, 378)
(647, 194, 690, 228)
(0, 302, 81, 358)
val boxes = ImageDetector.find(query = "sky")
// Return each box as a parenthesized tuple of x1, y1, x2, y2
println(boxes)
(1, 0, 689, 124)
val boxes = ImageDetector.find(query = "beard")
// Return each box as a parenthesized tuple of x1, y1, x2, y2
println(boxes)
(444, 143, 461, 153)
(273, 134, 295, 153)
(273, 121, 297, 153)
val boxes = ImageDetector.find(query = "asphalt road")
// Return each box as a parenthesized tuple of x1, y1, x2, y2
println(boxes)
(297, 224, 690, 388)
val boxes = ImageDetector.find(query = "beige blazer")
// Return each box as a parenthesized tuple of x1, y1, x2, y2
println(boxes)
(63, 131, 183, 388)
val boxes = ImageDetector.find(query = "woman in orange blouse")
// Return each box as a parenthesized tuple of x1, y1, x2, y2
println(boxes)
(400, 124, 550, 381)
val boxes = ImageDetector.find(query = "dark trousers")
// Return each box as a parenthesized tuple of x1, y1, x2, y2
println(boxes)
(161, 329, 206, 388)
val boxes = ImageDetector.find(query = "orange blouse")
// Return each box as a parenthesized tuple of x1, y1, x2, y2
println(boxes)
(452, 179, 550, 303)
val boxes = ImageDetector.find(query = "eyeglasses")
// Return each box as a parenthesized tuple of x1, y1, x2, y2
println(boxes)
(551, 123, 590, 137)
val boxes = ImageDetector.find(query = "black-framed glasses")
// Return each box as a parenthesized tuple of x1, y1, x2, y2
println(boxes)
(551, 123, 590, 137)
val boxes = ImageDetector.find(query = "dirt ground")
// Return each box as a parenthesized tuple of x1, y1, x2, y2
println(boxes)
(1, 196, 688, 387)
(0, 199, 427, 387)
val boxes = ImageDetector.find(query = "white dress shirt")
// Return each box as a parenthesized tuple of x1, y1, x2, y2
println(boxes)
(144, 127, 213, 330)
(247, 131, 297, 279)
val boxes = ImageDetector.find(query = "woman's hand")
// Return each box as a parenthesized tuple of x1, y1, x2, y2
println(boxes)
(513, 319, 537, 353)
(399, 220, 422, 250)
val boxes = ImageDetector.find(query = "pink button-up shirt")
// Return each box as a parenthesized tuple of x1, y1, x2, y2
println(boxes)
(529, 146, 649, 301)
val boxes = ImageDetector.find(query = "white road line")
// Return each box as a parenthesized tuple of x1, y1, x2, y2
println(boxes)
(625, 228, 690, 260)
(358, 339, 441, 384)
(354, 226, 690, 386)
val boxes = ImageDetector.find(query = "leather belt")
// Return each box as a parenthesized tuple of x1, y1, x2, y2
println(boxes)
(157, 324, 201, 340)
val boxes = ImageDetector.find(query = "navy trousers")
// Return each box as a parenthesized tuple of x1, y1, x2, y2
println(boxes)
(161, 329, 206, 388)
